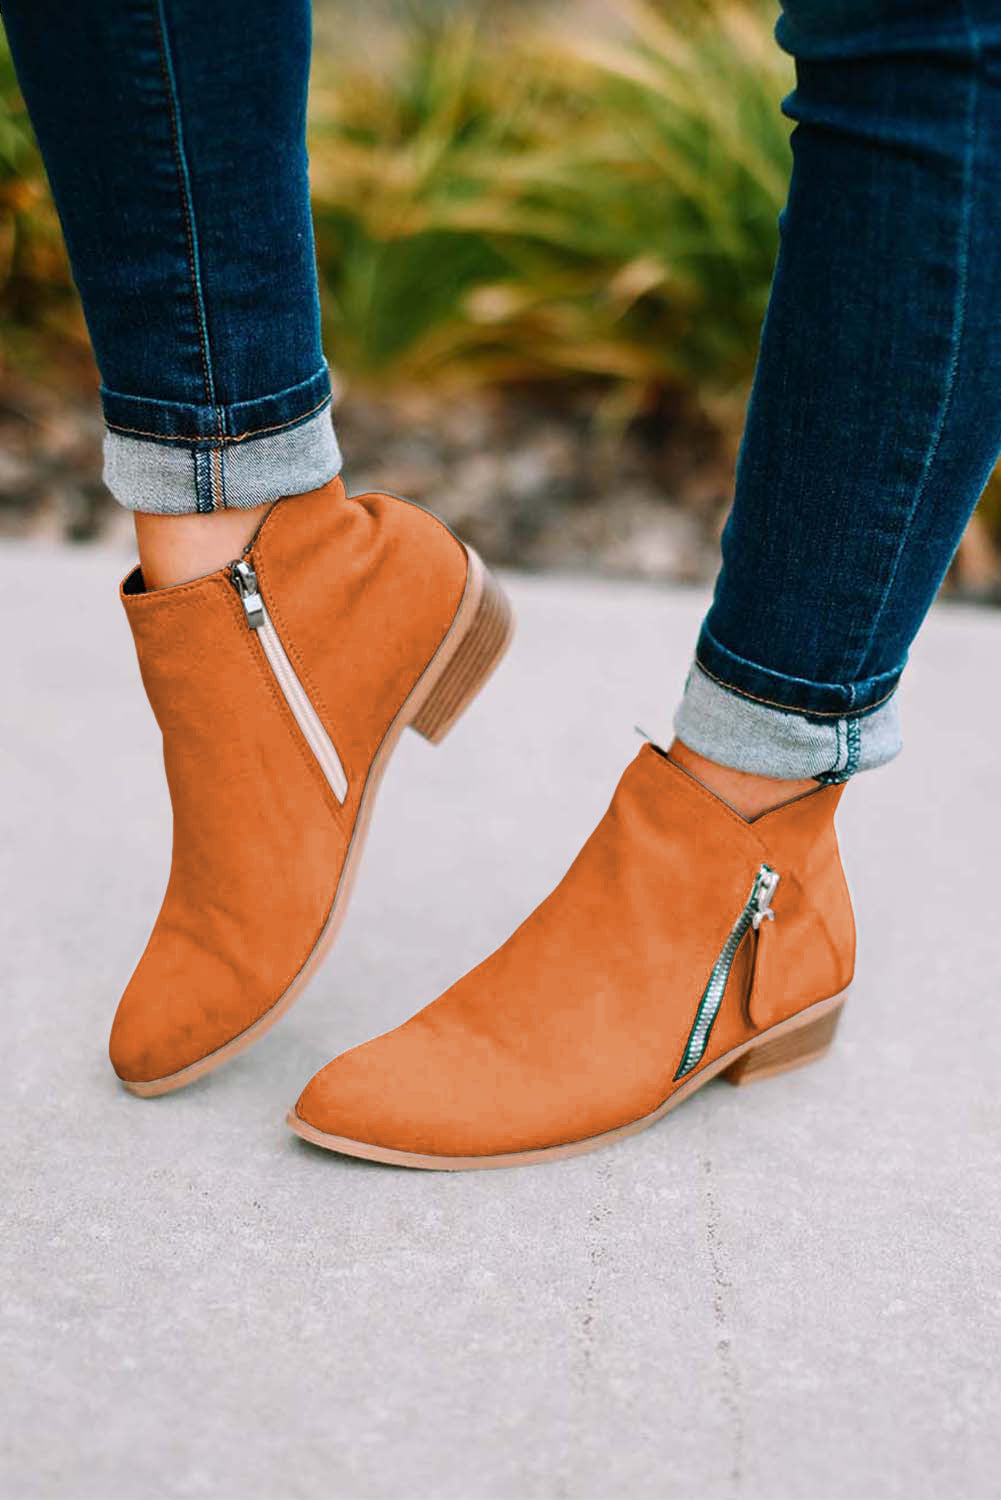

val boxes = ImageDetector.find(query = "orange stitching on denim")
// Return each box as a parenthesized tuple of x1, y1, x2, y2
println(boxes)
(104, 392, 332, 444)
(212, 446, 224, 510)
(152, 2, 214, 410)
(695, 660, 898, 719)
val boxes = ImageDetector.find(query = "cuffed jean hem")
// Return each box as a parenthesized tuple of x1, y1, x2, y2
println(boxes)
(103, 402, 342, 515)
(695, 620, 902, 716)
(673, 662, 902, 784)
(100, 364, 334, 443)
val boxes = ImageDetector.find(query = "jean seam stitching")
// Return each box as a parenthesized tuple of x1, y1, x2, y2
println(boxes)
(846, 4, 979, 678)
(101, 367, 329, 414)
(699, 620, 901, 697)
(152, 0, 218, 437)
(212, 447, 221, 508)
(815, 719, 846, 785)
(845, 717, 861, 777)
(192, 450, 208, 513)
(104, 392, 332, 445)
(693, 659, 899, 719)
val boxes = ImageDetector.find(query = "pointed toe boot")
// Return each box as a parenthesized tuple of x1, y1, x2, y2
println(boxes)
(109, 480, 513, 1094)
(290, 745, 855, 1168)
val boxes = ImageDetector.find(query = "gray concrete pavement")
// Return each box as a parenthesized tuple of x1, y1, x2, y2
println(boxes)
(3, 541, 1000, 1500)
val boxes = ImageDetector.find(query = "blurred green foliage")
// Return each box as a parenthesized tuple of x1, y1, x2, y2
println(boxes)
(1, 0, 998, 555)
(308, 0, 793, 431)
(0, 40, 81, 371)
(1, 0, 791, 421)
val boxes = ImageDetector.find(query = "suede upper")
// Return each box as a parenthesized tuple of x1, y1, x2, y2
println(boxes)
(110, 479, 469, 1084)
(295, 748, 855, 1157)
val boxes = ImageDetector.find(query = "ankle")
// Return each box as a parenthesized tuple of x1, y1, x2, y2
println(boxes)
(666, 738, 819, 820)
(132, 477, 345, 591)
(134, 502, 272, 591)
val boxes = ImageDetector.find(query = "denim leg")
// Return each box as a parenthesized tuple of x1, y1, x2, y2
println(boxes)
(676, 0, 1001, 780)
(2, 0, 340, 513)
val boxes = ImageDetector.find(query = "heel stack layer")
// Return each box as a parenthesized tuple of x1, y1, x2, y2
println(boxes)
(722, 1001, 844, 1087)
(411, 558, 513, 744)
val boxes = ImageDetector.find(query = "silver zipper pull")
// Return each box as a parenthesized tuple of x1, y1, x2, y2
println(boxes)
(751, 864, 780, 929)
(230, 559, 264, 629)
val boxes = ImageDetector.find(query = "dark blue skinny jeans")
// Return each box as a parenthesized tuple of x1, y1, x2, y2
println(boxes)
(3, 0, 1001, 780)
(2, 0, 339, 514)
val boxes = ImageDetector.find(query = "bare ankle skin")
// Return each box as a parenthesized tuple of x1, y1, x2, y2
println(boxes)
(133, 477, 344, 591)
(667, 738, 819, 821)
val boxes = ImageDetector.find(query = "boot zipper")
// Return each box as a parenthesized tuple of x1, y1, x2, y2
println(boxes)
(674, 863, 779, 1080)
(230, 558, 348, 804)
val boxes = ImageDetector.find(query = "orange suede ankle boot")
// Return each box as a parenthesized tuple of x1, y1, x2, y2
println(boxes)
(109, 479, 512, 1094)
(290, 744, 854, 1168)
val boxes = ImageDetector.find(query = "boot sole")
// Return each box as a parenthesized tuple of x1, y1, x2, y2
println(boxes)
(122, 547, 514, 1098)
(285, 989, 848, 1169)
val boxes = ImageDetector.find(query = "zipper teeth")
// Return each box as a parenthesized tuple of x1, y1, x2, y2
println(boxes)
(256, 608, 348, 805)
(674, 864, 777, 1080)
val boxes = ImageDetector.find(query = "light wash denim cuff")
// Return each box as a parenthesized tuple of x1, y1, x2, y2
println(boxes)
(103, 403, 342, 515)
(674, 662, 902, 783)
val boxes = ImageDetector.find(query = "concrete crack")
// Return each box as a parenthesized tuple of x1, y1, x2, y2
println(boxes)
(702, 1153, 745, 1492)
(577, 1156, 613, 1381)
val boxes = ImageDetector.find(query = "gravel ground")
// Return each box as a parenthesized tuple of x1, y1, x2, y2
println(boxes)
(0, 375, 728, 583)
(3, 371, 1000, 601)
